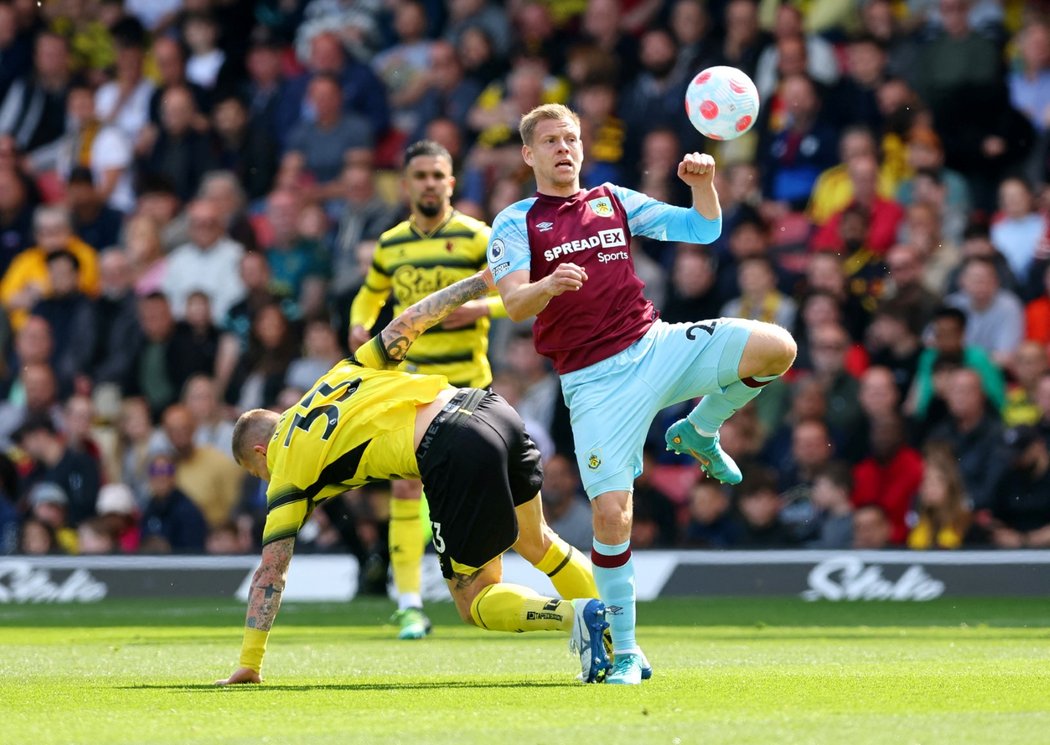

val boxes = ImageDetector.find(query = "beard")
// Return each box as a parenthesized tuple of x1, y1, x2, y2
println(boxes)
(415, 200, 441, 218)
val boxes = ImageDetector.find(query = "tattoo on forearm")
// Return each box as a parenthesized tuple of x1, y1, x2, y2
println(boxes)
(382, 274, 490, 360)
(244, 538, 293, 632)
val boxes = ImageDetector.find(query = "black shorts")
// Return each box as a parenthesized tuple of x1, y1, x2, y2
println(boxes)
(416, 388, 543, 579)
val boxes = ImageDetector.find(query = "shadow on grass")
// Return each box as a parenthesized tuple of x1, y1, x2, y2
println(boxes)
(121, 680, 577, 692)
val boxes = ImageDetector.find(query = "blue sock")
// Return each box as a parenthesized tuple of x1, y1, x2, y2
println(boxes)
(591, 538, 637, 655)
(688, 375, 778, 435)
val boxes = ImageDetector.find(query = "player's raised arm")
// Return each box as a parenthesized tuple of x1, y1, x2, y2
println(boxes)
(378, 269, 494, 362)
(495, 264, 589, 322)
(677, 152, 720, 220)
(216, 536, 295, 685)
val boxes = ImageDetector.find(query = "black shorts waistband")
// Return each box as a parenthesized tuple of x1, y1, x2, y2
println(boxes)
(416, 387, 488, 462)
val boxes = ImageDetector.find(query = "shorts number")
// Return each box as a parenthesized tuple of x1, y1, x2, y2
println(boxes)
(686, 321, 718, 340)
(431, 522, 446, 553)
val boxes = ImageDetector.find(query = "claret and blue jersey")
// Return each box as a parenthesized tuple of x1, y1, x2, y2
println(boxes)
(487, 183, 722, 374)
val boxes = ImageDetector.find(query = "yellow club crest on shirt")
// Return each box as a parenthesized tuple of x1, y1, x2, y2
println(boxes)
(587, 197, 614, 217)
(587, 449, 602, 470)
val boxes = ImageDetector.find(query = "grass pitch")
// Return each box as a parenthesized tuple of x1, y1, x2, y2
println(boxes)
(2, 597, 1049, 745)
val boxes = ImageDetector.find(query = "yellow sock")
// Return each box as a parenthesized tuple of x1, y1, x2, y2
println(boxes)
(469, 583, 574, 633)
(389, 498, 423, 601)
(534, 537, 598, 599)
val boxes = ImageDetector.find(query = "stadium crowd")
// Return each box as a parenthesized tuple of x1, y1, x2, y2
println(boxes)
(2, 0, 1050, 569)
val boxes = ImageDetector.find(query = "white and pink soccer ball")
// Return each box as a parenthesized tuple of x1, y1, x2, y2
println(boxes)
(684, 66, 760, 141)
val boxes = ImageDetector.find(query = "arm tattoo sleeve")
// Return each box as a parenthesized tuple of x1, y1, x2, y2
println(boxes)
(380, 272, 492, 361)
(244, 537, 294, 632)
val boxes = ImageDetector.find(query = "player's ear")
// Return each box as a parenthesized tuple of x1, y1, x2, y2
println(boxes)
(253, 443, 267, 456)
(522, 144, 533, 167)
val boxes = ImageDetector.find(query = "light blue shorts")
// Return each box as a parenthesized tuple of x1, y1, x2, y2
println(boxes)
(560, 317, 754, 498)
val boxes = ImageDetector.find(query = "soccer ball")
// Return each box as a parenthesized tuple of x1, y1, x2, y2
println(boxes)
(684, 66, 760, 141)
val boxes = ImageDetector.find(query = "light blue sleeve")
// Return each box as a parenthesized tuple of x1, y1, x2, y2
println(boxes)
(607, 183, 722, 245)
(487, 198, 536, 282)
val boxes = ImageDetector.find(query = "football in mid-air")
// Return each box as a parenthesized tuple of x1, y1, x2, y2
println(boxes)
(684, 66, 760, 141)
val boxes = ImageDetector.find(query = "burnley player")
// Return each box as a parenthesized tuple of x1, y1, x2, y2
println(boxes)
(487, 104, 796, 684)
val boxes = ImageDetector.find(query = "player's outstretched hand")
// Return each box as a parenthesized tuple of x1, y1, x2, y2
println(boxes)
(215, 667, 262, 686)
(677, 152, 716, 188)
(545, 263, 588, 297)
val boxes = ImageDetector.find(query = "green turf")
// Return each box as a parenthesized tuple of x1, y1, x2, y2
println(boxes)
(2, 597, 1049, 745)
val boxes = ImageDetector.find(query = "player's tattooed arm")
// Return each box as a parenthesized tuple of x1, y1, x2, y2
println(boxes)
(380, 269, 494, 361)
(244, 537, 294, 632)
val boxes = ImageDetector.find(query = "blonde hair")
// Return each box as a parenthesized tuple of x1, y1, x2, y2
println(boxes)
(519, 104, 580, 146)
(231, 408, 279, 465)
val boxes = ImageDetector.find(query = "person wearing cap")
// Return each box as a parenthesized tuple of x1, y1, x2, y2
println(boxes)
(16, 412, 101, 526)
(27, 480, 77, 554)
(139, 451, 207, 553)
(96, 482, 140, 553)
(988, 424, 1050, 548)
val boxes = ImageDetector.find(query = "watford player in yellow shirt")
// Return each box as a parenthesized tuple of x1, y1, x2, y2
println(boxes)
(349, 141, 505, 639)
(217, 270, 612, 686)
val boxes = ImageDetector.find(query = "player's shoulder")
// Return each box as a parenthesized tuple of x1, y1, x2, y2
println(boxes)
(492, 197, 539, 231)
(377, 220, 414, 248)
(445, 211, 491, 235)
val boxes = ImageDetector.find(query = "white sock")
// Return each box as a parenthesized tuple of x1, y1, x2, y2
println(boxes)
(398, 593, 423, 611)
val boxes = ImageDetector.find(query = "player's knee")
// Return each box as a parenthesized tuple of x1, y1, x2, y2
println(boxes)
(751, 323, 797, 376)
(592, 498, 631, 538)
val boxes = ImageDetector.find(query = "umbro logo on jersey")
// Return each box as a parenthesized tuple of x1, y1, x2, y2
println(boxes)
(536, 221, 554, 232)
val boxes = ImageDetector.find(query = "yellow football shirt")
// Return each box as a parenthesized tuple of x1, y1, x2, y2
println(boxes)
(349, 211, 503, 388)
(260, 338, 449, 545)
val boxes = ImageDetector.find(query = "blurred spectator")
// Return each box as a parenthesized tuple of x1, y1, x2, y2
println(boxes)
(196, 170, 258, 254)
(211, 94, 278, 202)
(161, 403, 243, 530)
(127, 292, 196, 418)
(776, 416, 833, 497)
(812, 154, 904, 256)
(66, 167, 124, 249)
(139, 451, 207, 553)
(501, 330, 560, 448)
(1009, 21, 1050, 137)
(879, 243, 941, 331)
(444, 0, 512, 60)
(721, 256, 797, 328)
(237, 30, 285, 140)
(16, 516, 62, 558)
(988, 425, 1050, 548)
(733, 467, 798, 548)
(0, 165, 35, 275)
(61, 393, 102, 466)
(260, 189, 329, 316)
(123, 214, 167, 296)
(0, 362, 61, 450)
(225, 303, 299, 411)
(808, 126, 894, 227)
(183, 12, 226, 91)
(803, 251, 873, 343)
(754, 5, 839, 101)
(91, 248, 140, 386)
(285, 73, 373, 202)
(372, 1, 432, 136)
(30, 250, 96, 396)
(802, 322, 864, 435)
(77, 516, 116, 554)
(3, 314, 53, 400)
(0, 31, 72, 153)
(134, 175, 186, 252)
(632, 449, 679, 548)
(945, 256, 1025, 367)
(17, 414, 100, 527)
(709, 0, 768, 80)
(660, 246, 724, 324)
(182, 374, 234, 459)
(147, 35, 211, 131)
(945, 223, 1017, 297)
(0, 3, 32, 104)
(926, 367, 1006, 511)
(286, 318, 343, 393)
(205, 521, 251, 555)
(759, 74, 839, 211)
(277, 30, 389, 145)
(329, 164, 402, 300)
(851, 413, 923, 545)
(910, 306, 1006, 419)
(138, 85, 216, 201)
(851, 503, 891, 549)
(1003, 341, 1048, 427)
(1024, 261, 1050, 344)
(539, 454, 592, 552)
(991, 177, 1045, 284)
(682, 479, 739, 548)
(844, 364, 904, 461)
(896, 126, 972, 217)
(116, 396, 163, 503)
(908, 445, 974, 549)
(171, 291, 221, 386)
(619, 28, 690, 146)
(162, 199, 245, 323)
(412, 40, 482, 143)
(94, 17, 153, 143)
(0, 204, 99, 331)
(576, 79, 625, 188)
(806, 461, 854, 549)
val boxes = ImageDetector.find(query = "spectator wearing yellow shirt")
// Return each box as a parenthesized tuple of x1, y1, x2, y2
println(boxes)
(908, 446, 973, 550)
(0, 204, 98, 330)
(807, 125, 896, 225)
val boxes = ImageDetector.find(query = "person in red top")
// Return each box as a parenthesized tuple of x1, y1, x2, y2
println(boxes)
(811, 154, 904, 255)
(487, 103, 797, 684)
(851, 413, 924, 544)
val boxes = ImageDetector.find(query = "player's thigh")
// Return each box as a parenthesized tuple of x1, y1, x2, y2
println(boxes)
(511, 494, 554, 564)
(445, 555, 504, 624)
(391, 479, 422, 501)
(648, 317, 757, 406)
(562, 372, 659, 499)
